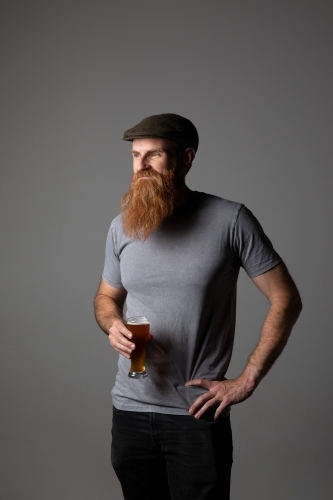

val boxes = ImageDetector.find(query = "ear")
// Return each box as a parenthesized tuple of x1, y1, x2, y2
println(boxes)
(184, 148, 195, 174)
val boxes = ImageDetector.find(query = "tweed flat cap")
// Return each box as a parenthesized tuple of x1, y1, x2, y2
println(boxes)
(123, 113, 199, 151)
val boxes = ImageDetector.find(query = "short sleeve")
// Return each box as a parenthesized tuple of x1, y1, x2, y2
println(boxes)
(232, 205, 282, 278)
(102, 223, 123, 288)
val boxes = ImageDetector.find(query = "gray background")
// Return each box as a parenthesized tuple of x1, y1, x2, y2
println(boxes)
(1, 0, 332, 499)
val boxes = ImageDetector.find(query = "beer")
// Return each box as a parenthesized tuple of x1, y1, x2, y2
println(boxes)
(127, 317, 150, 378)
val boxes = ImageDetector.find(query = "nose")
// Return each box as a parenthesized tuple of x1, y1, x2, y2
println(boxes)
(135, 156, 151, 172)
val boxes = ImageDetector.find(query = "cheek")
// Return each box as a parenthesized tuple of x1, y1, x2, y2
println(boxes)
(156, 159, 172, 174)
(153, 167, 165, 175)
(149, 164, 164, 175)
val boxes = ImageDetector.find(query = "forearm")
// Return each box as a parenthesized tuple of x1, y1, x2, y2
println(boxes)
(94, 294, 124, 336)
(240, 296, 302, 390)
(187, 264, 302, 419)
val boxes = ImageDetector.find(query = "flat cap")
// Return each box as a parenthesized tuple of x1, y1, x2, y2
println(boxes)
(123, 113, 199, 151)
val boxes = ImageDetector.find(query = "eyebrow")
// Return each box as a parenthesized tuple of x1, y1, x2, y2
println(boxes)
(130, 148, 167, 154)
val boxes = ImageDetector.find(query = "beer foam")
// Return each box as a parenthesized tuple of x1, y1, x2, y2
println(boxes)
(127, 316, 150, 325)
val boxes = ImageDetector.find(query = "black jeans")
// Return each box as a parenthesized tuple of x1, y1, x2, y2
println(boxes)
(111, 407, 233, 500)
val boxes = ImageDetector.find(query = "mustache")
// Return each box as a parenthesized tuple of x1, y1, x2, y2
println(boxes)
(134, 169, 161, 180)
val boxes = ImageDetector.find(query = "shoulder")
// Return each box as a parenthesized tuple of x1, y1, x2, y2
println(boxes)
(105, 214, 127, 254)
(196, 191, 242, 209)
(194, 192, 244, 222)
(194, 193, 272, 237)
(104, 214, 123, 242)
(110, 213, 123, 230)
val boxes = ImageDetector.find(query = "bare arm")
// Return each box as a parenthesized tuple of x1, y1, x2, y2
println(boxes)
(244, 261, 302, 382)
(94, 279, 135, 358)
(186, 262, 302, 419)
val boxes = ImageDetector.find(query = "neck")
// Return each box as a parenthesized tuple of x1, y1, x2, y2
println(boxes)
(174, 184, 192, 208)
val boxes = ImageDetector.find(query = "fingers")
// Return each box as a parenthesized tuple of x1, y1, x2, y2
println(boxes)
(186, 379, 217, 418)
(187, 378, 252, 419)
(187, 379, 235, 419)
(185, 378, 212, 389)
(213, 404, 227, 421)
(108, 319, 135, 359)
(189, 392, 219, 419)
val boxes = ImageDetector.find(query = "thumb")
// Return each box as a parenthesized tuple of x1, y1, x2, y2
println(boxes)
(185, 378, 212, 389)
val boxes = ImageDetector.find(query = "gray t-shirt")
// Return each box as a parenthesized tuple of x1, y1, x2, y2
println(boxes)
(102, 192, 281, 416)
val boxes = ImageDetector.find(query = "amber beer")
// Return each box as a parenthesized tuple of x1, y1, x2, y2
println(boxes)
(127, 316, 150, 378)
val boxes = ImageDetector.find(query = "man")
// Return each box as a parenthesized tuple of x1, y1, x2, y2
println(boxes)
(94, 113, 302, 500)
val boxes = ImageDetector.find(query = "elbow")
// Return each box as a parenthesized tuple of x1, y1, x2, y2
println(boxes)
(296, 295, 303, 316)
(297, 292, 303, 312)
(275, 291, 302, 321)
(289, 291, 303, 320)
(93, 293, 102, 315)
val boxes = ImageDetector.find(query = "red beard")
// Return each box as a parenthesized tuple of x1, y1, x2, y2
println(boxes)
(121, 168, 179, 241)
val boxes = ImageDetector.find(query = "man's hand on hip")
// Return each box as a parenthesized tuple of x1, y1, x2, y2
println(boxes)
(185, 376, 255, 420)
(186, 263, 302, 420)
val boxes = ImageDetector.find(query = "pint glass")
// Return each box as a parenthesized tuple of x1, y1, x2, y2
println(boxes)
(127, 316, 150, 379)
